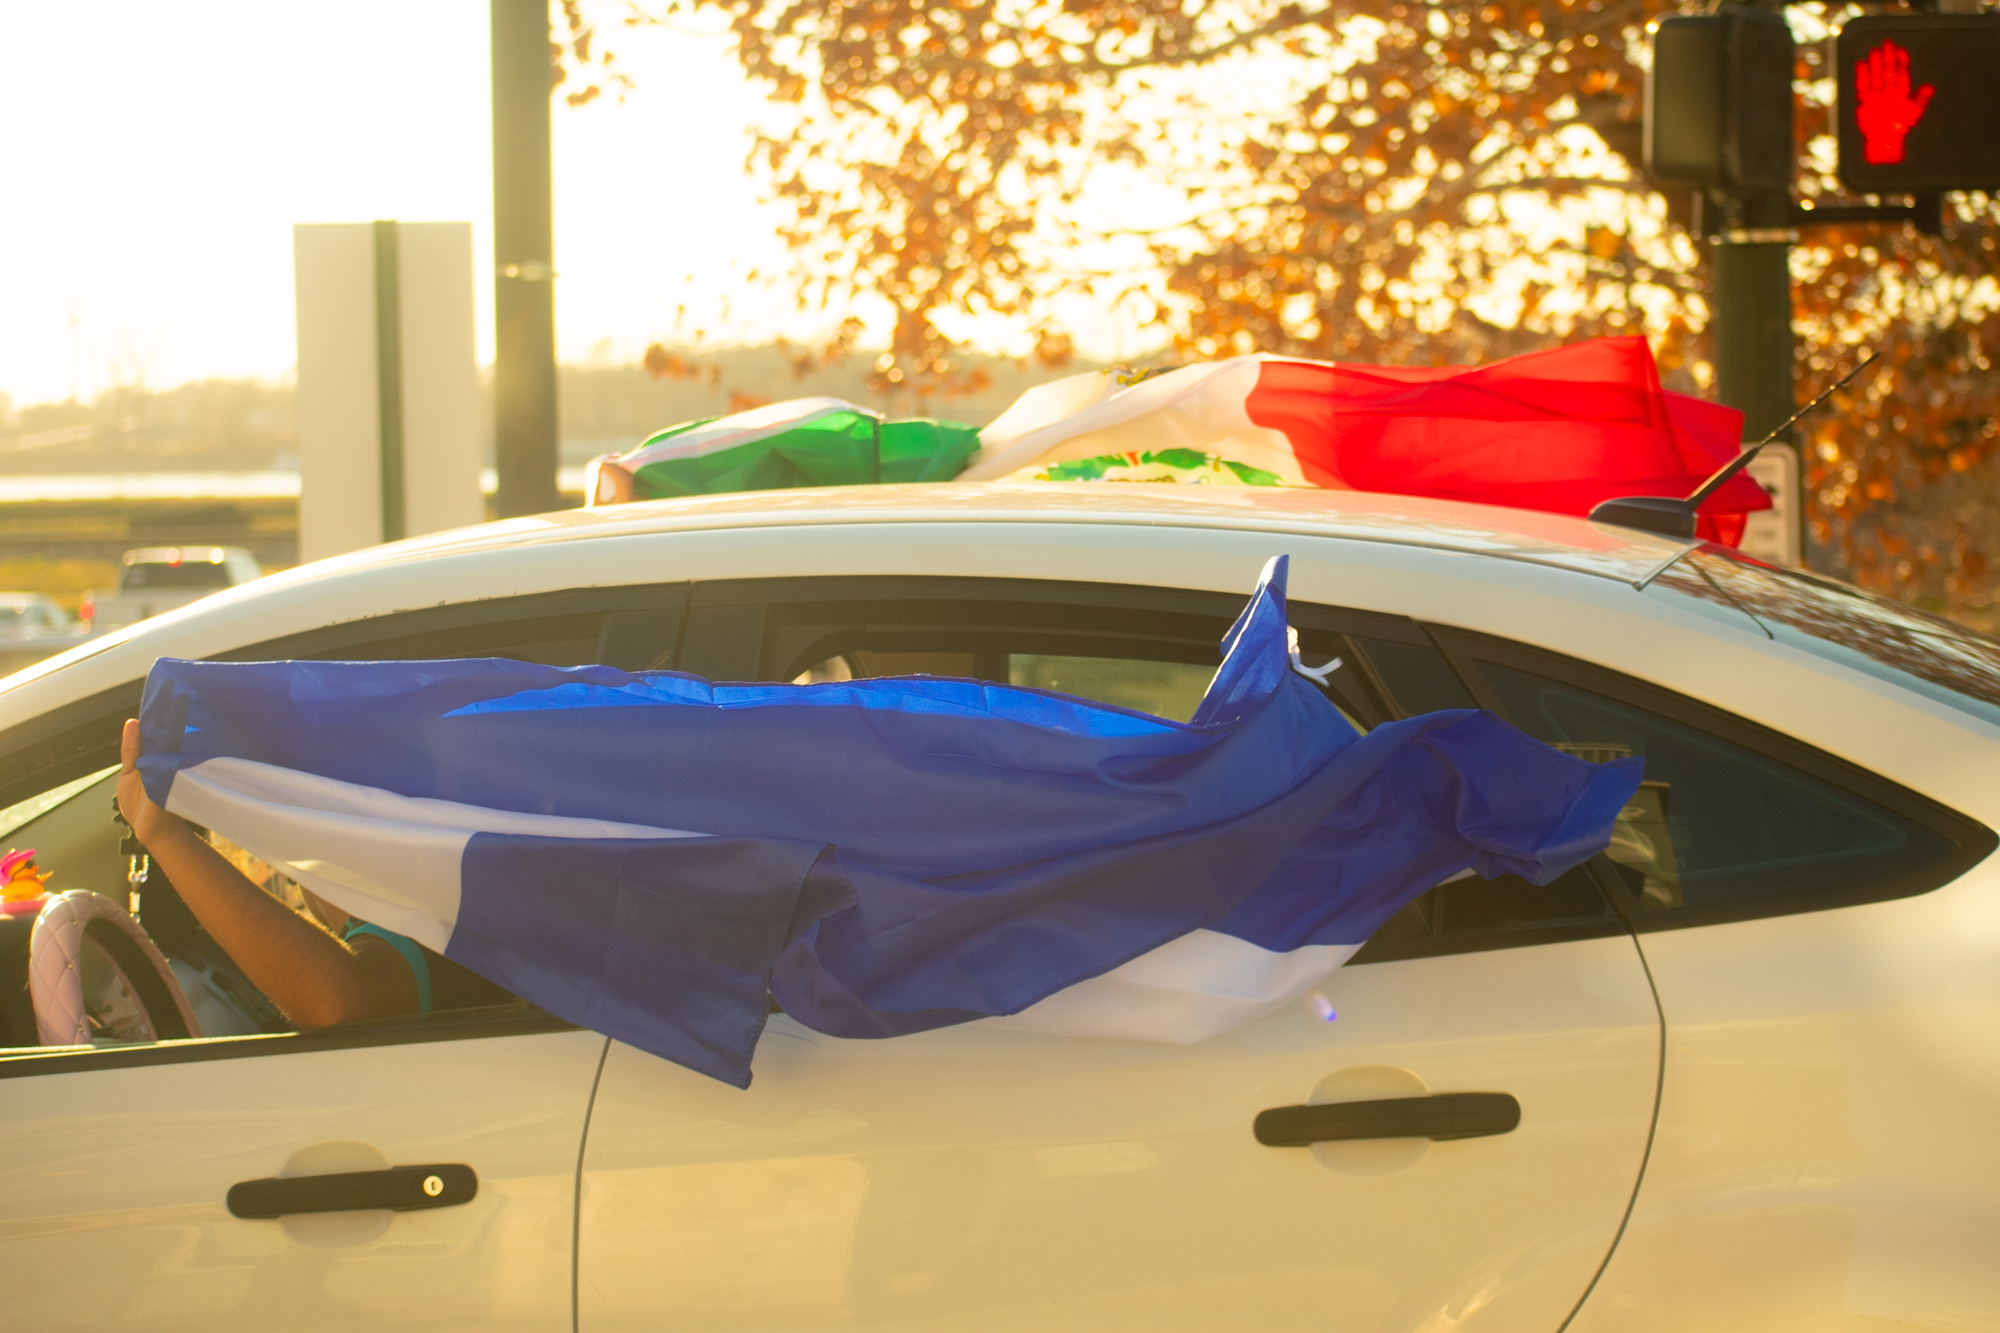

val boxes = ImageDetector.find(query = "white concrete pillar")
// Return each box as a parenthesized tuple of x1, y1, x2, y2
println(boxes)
(294, 221, 482, 563)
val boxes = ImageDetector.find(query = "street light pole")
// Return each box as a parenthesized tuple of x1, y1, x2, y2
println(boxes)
(491, 0, 561, 518)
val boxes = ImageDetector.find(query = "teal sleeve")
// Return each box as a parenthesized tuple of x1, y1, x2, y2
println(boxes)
(341, 923, 434, 1017)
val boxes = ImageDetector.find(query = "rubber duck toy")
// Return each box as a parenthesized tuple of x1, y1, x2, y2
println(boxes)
(1, 848, 54, 917)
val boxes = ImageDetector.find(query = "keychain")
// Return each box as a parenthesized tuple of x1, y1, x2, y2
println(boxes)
(112, 793, 148, 919)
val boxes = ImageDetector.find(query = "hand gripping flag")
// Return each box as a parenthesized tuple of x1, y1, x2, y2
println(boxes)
(137, 558, 1641, 1087)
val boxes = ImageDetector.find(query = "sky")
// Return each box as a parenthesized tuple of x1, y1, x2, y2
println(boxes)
(0, 2, 824, 408)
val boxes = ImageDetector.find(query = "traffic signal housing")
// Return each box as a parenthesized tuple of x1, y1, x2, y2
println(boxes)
(1835, 14, 2000, 193)
(1646, 9, 1796, 192)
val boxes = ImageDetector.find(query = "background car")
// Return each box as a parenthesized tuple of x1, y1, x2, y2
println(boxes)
(0, 591, 88, 677)
(1, 482, 1996, 1332)
(78, 544, 264, 636)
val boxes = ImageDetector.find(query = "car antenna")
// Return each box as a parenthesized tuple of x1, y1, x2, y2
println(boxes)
(1587, 351, 1881, 540)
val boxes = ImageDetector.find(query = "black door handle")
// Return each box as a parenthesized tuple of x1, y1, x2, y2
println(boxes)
(1254, 1093, 1520, 1146)
(227, 1164, 478, 1219)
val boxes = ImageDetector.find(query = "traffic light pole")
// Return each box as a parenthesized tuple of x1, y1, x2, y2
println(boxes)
(491, 0, 561, 519)
(1646, 1, 1995, 560)
(1706, 0, 1798, 446)
(1711, 191, 1798, 442)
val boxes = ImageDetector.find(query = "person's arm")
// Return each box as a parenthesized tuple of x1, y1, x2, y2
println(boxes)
(115, 719, 418, 1029)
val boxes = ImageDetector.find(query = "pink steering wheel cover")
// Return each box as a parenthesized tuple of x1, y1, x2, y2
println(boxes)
(29, 890, 203, 1046)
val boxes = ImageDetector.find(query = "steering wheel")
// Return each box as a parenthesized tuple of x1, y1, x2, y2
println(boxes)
(29, 890, 202, 1046)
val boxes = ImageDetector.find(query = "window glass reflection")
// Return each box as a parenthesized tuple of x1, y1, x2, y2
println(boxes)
(1650, 549, 2000, 729)
(1478, 661, 1940, 911)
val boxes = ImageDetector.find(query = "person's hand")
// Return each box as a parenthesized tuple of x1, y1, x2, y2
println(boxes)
(117, 718, 187, 849)
(1855, 39, 1934, 166)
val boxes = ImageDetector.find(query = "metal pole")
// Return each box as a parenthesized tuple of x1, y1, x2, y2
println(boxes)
(491, 0, 561, 518)
(1712, 192, 1798, 441)
(372, 220, 407, 542)
(1711, 0, 1797, 445)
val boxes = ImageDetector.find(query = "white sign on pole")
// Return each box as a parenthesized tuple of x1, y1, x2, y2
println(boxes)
(1738, 440, 1802, 567)
(294, 222, 482, 563)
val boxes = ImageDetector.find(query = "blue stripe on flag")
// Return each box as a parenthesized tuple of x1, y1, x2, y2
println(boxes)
(450, 834, 828, 1086)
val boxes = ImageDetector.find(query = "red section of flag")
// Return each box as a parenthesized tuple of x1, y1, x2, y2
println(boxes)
(1854, 40, 1934, 165)
(1244, 336, 1770, 543)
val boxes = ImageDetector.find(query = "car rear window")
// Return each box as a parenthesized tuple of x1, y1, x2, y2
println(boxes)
(1472, 659, 1962, 913)
(123, 561, 235, 590)
(1651, 548, 2000, 731)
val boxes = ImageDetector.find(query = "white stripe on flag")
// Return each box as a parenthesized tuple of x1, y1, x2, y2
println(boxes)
(961, 357, 1307, 484)
(984, 866, 1477, 1041)
(625, 397, 863, 466)
(165, 757, 701, 954)
(982, 929, 1361, 1043)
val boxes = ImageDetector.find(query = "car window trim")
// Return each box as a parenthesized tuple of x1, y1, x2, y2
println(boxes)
(1424, 623, 1998, 933)
(0, 680, 146, 814)
(0, 584, 698, 811)
(0, 1009, 583, 1080)
(1348, 907, 1630, 965)
(213, 581, 692, 662)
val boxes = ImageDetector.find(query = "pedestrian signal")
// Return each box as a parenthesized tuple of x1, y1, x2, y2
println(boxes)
(1646, 11, 1796, 192)
(1836, 15, 2000, 193)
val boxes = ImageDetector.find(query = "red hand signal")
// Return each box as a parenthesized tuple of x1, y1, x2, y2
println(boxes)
(1854, 39, 1935, 165)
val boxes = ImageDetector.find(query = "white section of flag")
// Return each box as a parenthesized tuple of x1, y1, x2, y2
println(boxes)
(625, 396, 864, 466)
(983, 929, 1361, 1042)
(164, 757, 700, 954)
(961, 357, 1309, 485)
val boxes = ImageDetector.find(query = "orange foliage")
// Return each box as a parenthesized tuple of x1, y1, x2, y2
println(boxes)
(641, 343, 722, 385)
(580, 0, 1998, 625)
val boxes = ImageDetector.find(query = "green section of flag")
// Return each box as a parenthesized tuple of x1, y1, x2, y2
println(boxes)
(878, 419, 984, 482)
(628, 412, 981, 498)
(1023, 449, 1287, 487)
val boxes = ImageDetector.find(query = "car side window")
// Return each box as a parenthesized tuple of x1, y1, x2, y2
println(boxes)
(770, 592, 1267, 722)
(1347, 636, 1479, 713)
(0, 587, 684, 1064)
(1432, 629, 1995, 928)
(691, 575, 1395, 726)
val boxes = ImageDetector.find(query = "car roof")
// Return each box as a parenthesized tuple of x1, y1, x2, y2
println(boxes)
(320, 483, 1698, 589)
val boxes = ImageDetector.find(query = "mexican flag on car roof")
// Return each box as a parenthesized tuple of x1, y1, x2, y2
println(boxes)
(585, 336, 1771, 544)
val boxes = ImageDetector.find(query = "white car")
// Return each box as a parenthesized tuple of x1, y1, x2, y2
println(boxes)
(0, 592, 89, 676)
(1, 483, 1996, 1333)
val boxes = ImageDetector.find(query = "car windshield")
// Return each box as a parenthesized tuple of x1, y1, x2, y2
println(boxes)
(123, 561, 234, 590)
(1650, 547, 2000, 730)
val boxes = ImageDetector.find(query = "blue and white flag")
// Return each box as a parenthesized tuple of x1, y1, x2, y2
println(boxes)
(138, 557, 1641, 1086)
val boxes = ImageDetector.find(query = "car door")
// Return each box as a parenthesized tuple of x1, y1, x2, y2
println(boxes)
(0, 584, 690, 1332)
(0, 1019, 606, 1331)
(576, 575, 1665, 1332)
(1432, 563, 2000, 1330)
